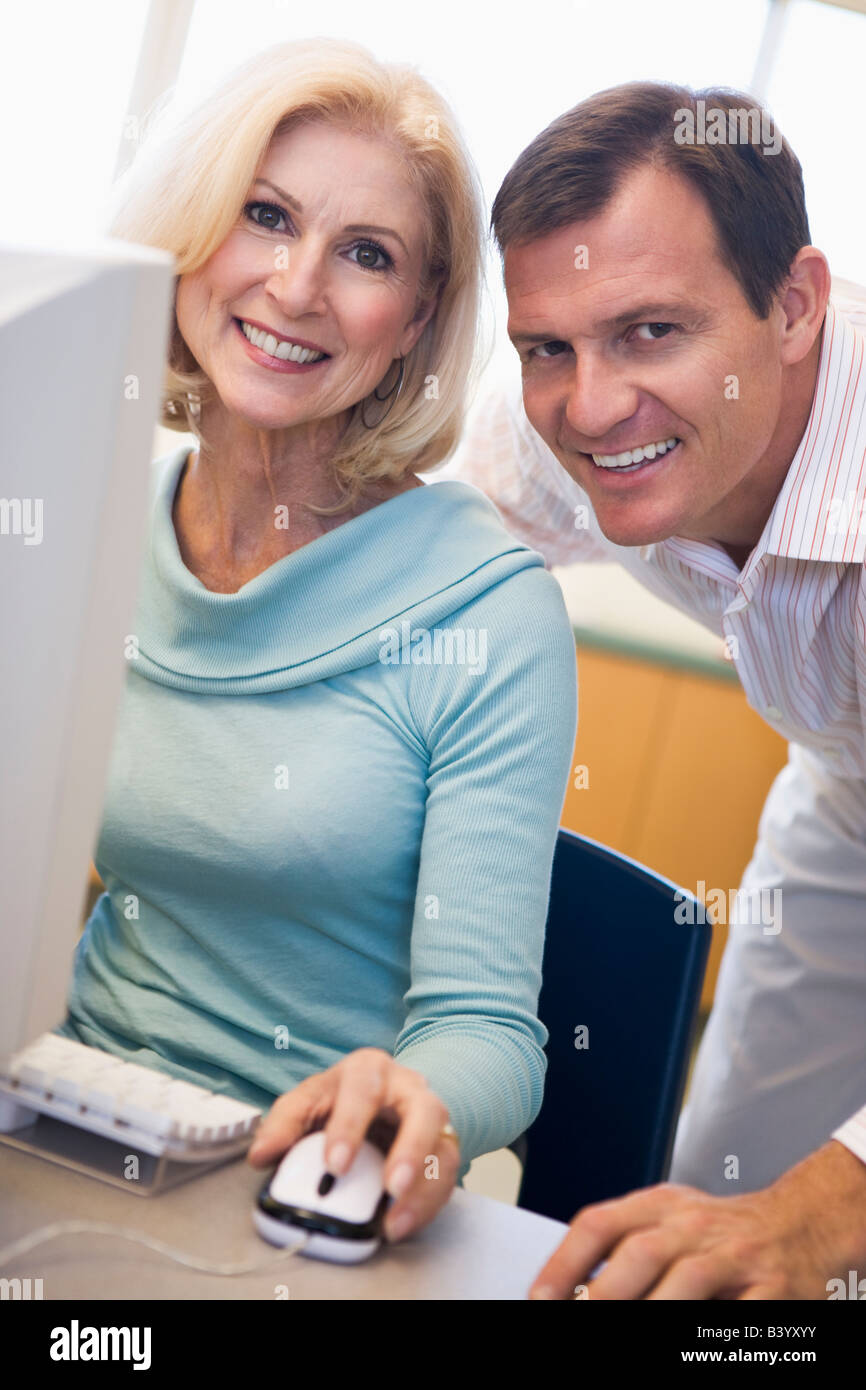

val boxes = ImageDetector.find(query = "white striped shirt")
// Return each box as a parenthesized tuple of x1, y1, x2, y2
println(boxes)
(444, 285, 866, 1174)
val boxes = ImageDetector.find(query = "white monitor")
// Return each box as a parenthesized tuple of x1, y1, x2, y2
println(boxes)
(0, 240, 175, 1065)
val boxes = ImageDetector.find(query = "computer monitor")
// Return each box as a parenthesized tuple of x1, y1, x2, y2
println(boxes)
(0, 239, 175, 1066)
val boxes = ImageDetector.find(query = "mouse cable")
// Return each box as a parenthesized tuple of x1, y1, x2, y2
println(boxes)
(0, 1220, 309, 1276)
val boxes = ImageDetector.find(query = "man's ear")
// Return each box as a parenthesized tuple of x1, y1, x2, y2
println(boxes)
(779, 247, 831, 367)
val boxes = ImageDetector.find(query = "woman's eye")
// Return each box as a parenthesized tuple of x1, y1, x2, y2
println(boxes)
(632, 322, 676, 341)
(348, 241, 392, 272)
(529, 340, 570, 360)
(244, 201, 288, 233)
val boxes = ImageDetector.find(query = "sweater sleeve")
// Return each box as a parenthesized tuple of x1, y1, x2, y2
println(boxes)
(392, 562, 578, 1166)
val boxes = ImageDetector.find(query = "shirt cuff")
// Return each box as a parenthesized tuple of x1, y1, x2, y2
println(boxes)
(831, 1105, 866, 1166)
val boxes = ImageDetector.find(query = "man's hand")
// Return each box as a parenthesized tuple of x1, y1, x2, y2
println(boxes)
(529, 1140, 866, 1299)
(246, 1048, 460, 1243)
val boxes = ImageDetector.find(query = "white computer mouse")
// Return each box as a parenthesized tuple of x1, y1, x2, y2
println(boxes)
(253, 1129, 390, 1264)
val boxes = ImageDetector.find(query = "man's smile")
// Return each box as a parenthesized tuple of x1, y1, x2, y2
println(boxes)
(591, 435, 681, 470)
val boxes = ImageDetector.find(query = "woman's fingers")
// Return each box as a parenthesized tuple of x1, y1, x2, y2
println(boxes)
(321, 1050, 450, 1199)
(246, 1051, 461, 1245)
(318, 1050, 460, 1241)
(383, 1118, 460, 1243)
(321, 1048, 392, 1175)
(379, 1084, 451, 1201)
(246, 1073, 332, 1166)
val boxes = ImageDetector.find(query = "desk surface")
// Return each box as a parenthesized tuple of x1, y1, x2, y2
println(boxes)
(0, 1144, 568, 1300)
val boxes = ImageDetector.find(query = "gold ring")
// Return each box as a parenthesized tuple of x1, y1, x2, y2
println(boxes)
(439, 1122, 460, 1147)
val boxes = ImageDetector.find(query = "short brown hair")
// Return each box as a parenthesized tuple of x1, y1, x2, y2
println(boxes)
(491, 82, 810, 319)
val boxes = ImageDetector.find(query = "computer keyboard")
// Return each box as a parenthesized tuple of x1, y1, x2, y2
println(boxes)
(0, 1033, 263, 1160)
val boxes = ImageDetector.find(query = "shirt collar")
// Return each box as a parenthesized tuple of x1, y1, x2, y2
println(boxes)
(759, 299, 866, 564)
(650, 298, 866, 581)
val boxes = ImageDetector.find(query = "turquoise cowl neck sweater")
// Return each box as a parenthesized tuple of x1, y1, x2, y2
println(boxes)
(58, 445, 578, 1164)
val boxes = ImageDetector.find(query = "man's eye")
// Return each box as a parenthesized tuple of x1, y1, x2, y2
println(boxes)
(244, 201, 289, 232)
(632, 322, 676, 341)
(529, 340, 570, 359)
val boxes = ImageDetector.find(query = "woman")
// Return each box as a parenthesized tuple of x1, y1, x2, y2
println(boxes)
(57, 38, 577, 1244)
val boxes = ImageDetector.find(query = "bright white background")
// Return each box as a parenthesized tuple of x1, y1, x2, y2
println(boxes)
(2, 0, 862, 649)
(3, 0, 864, 660)
(3, 0, 865, 296)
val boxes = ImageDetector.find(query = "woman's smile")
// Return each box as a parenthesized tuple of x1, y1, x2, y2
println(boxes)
(232, 316, 331, 374)
(174, 120, 437, 435)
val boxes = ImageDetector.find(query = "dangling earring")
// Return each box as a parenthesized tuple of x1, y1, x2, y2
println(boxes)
(360, 357, 405, 429)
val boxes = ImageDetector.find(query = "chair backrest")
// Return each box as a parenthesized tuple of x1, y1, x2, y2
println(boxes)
(516, 828, 710, 1223)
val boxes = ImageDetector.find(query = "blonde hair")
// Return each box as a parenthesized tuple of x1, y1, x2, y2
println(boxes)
(108, 38, 487, 508)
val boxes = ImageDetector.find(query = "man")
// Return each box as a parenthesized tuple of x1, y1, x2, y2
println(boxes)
(446, 82, 866, 1299)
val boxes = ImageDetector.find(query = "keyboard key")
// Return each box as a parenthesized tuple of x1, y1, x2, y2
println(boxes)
(2, 1032, 262, 1156)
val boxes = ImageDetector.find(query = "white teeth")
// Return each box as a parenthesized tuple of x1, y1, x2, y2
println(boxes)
(592, 436, 679, 469)
(240, 321, 325, 363)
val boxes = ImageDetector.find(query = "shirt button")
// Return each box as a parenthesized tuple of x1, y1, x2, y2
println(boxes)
(765, 705, 783, 720)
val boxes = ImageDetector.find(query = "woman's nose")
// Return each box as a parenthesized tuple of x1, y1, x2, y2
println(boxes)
(263, 242, 328, 319)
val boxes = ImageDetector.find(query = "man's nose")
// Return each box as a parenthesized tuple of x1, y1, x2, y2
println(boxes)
(563, 353, 639, 444)
(263, 241, 328, 319)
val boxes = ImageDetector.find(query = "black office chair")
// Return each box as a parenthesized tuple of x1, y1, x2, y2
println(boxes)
(514, 828, 710, 1224)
